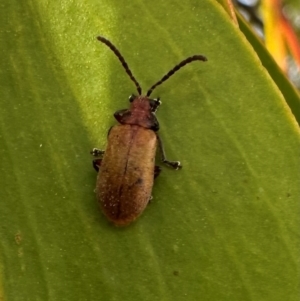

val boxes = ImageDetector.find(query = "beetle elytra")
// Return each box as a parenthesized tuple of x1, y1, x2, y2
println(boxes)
(91, 36, 207, 226)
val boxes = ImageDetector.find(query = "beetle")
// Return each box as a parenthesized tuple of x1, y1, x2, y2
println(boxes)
(91, 36, 207, 226)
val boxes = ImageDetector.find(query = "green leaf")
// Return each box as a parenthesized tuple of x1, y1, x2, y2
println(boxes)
(1, 0, 299, 300)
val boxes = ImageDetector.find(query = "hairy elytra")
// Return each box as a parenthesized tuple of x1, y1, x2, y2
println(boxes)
(91, 36, 207, 226)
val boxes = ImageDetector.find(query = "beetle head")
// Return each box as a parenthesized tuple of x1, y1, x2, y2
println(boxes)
(114, 95, 160, 131)
(129, 94, 161, 113)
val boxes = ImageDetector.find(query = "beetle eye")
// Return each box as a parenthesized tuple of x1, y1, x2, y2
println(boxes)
(153, 98, 161, 106)
(150, 98, 161, 112)
(129, 94, 136, 102)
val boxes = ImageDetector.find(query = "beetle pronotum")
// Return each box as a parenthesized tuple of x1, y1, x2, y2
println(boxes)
(91, 36, 207, 226)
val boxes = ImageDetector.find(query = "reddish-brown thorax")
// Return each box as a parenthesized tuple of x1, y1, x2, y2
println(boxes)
(114, 96, 159, 131)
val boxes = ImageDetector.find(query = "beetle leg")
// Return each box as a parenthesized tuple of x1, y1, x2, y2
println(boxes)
(154, 166, 162, 178)
(90, 148, 105, 157)
(156, 133, 182, 170)
(152, 98, 161, 113)
(91, 148, 104, 172)
(92, 159, 102, 172)
(148, 195, 153, 204)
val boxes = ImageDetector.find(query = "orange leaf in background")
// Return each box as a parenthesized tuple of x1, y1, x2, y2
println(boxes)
(262, 0, 300, 72)
(262, 0, 287, 70)
(281, 15, 300, 67)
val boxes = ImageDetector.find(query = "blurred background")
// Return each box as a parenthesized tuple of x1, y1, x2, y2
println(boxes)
(234, 0, 300, 89)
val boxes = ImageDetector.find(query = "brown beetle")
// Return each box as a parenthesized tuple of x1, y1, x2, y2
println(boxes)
(91, 36, 207, 226)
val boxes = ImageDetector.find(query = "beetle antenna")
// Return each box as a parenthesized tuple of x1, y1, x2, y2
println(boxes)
(146, 55, 207, 96)
(97, 36, 142, 95)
